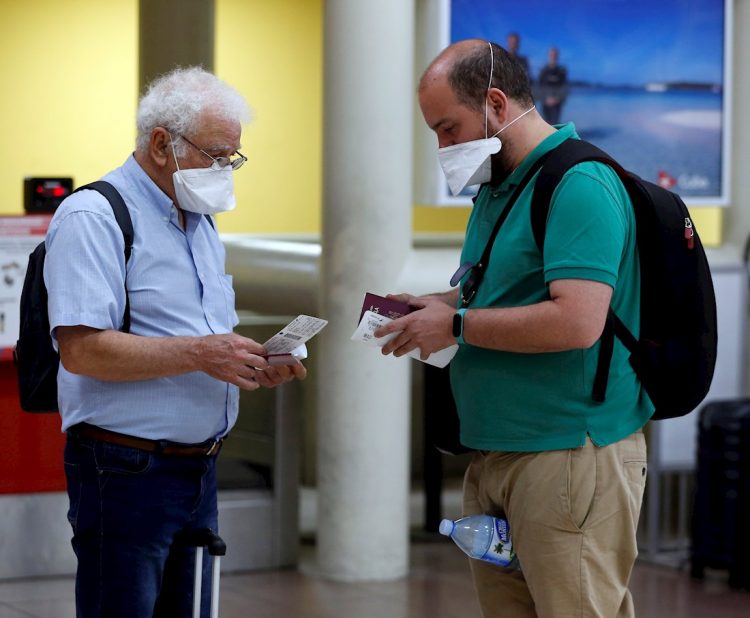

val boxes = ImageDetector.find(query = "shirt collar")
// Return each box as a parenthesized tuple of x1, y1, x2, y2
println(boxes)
(120, 153, 175, 217)
(493, 122, 579, 190)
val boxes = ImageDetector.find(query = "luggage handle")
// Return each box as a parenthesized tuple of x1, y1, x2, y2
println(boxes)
(175, 528, 226, 618)
(176, 528, 227, 556)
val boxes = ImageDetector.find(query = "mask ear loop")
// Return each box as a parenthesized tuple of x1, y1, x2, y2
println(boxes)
(170, 136, 182, 171)
(485, 41, 494, 139)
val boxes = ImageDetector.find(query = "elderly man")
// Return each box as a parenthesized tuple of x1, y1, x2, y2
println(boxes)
(377, 40, 652, 617)
(45, 67, 305, 617)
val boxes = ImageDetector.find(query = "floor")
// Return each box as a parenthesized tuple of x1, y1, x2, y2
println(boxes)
(0, 540, 748, 618)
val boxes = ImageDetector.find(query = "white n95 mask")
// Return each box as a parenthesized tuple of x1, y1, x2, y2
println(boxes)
(171, 143, 236, 215)
(172, 167, 236, 215)
(438, 136, 502, 196)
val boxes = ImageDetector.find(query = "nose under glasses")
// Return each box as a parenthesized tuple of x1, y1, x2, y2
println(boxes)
(177, 134, 247, 171)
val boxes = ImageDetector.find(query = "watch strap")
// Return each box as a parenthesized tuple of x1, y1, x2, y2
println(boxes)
(453, 308, 468, 344)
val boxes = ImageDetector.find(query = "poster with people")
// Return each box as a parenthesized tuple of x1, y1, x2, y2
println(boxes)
(437, 0, 731, 206)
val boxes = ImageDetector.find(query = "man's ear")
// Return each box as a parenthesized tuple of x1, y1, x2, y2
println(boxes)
(149, 127, 172, 168)
(487, 88, 509, 124)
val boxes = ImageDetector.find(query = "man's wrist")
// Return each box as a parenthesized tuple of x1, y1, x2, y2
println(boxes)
(452, 308, 468, 344)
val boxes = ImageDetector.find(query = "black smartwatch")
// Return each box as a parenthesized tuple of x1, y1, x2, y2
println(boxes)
(452, 308, 467, 344)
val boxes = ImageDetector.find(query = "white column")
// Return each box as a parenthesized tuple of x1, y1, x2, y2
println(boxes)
(316, 0, 415, 581)
(725, 0, 750, 393)
(725, 0, 750, 249)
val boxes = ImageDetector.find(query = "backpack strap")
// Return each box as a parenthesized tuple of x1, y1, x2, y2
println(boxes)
(530, 139, 627, 252)
(73, 181, 134, 334)
(454, 149, 555, 306)
(529, 138, 635, 404)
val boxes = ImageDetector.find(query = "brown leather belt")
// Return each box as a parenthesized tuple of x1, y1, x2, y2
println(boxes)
(69, 423, 223, 458)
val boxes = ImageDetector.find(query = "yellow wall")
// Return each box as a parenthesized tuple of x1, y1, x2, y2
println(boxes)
(0, 1, 137, 214)
(215, 0, 323, 235)
(689, 208, 722, 246)
(0, 0, 725, 246)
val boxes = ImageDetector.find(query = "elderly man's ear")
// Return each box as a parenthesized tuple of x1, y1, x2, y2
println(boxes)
(149, 127, 173, 168)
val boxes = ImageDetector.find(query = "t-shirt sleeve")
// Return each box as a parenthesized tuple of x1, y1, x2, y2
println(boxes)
(44, 196, 128, 344)
(542, 164, 629, 289)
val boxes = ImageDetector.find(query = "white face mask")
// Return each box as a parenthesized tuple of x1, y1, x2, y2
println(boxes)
(437, 42, 535, 196)
(171, 143, 237, 215)
(438, 135, 502, 197)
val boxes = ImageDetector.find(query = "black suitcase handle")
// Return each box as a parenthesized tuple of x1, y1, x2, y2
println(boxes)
(176, 528, 226, 617)
(175, 528, 227, 557)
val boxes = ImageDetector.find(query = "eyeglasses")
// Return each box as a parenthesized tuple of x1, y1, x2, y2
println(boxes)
(177, 134, 247, 171)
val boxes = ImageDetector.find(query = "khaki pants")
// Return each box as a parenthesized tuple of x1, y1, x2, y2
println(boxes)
(463, 431, 647, 618)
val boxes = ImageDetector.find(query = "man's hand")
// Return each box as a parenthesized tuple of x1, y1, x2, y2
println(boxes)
(254, 361, 307, 389)
(375, 297, 456, 360)
(195, 333, 270, 391)
(197, 333, 308, 391)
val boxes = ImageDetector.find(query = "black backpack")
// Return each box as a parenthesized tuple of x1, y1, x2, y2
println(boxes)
(530, 138, 718, 420)
(14, 181, 133, 412)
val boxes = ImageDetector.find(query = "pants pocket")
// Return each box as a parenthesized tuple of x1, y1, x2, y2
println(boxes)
(94, 442, 153, 492)
(64, 461, 81, 529)
(566, 440, 597, 531)
(64, 439, 83, 530)
(622, 432, 648, 518)
(94, 442, 152, 475)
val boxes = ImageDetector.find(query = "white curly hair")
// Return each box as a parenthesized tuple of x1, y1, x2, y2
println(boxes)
(135, 66, 252, 156)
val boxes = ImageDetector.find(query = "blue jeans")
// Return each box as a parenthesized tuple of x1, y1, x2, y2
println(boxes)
(64, 434, 219, 618)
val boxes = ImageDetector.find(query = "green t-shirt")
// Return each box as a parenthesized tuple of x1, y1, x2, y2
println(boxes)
(450, 123, 654, 452)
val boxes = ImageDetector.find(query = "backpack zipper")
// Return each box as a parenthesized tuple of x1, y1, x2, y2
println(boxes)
(684, 217, 695, 249)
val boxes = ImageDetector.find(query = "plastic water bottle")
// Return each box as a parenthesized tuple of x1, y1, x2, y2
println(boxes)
(439, 514, 518, 568)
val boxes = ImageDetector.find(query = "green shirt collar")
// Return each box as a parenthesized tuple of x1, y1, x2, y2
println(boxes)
(496, 122, 579, 190)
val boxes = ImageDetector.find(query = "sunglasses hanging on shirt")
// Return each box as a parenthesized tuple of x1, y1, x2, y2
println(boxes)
(450, 149, 554, 308)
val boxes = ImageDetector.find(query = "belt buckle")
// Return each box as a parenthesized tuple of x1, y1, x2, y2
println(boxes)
(206, 440, 222, 456)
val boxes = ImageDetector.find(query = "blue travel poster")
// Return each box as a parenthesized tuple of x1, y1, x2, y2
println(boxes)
(451, 0, 728, 204)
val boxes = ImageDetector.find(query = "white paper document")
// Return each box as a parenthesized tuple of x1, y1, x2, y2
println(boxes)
(351, 310, 458, 368)
(262, 315, 328, 364)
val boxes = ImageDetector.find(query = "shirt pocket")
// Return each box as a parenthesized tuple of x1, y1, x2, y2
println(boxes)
(218, 273, 238, 329)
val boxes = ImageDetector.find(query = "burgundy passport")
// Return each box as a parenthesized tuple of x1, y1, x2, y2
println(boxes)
(358, 293, 415, 324)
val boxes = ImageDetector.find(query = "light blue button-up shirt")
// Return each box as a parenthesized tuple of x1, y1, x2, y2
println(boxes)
(45, 155, 239, 443)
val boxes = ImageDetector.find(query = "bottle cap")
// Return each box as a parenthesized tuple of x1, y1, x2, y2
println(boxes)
(438, 519, 454, 536)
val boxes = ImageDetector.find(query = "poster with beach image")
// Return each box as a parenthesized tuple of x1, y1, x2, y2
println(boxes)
(449, 0, 731, 206)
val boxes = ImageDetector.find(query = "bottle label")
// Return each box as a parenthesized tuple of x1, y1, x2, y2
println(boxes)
(480, 518, 516, 567)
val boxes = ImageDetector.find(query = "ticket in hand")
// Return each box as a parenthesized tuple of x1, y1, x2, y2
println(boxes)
(351, 309, 457, 368)
(262, 315, 328, 364)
